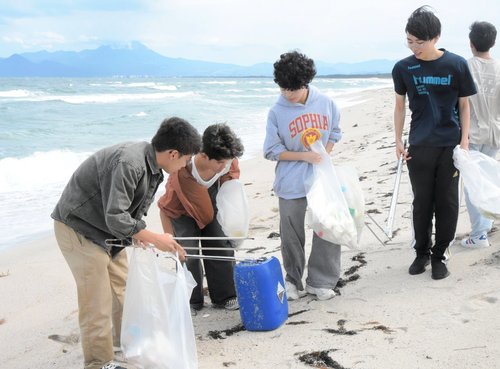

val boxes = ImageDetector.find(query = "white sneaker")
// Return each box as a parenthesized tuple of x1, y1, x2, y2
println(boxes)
(101, 363, 126, 369)
(285, 280, 306, 300)
(305, 284, 336, 301)
(460, 234, 490, 248)
(212, 297, 239, 310)
(223, 297, 240, 311)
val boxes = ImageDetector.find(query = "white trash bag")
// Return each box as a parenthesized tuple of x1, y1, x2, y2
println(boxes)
(121, 248, 197, 369)
(305, 141, 358, 249)
(336, 165, 365, 243)
(453, 146, 500, 220)
(216, 179, 250, 242)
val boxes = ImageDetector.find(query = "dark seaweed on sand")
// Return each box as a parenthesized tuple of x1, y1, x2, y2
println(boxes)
(298, 349, 349, 369)
(208, 324, 245, 339)
(288, 309, 309, 318)
(323, 319, 357, 336)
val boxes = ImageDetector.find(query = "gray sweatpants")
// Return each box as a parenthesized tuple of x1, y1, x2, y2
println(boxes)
(279, 197, 341, 291)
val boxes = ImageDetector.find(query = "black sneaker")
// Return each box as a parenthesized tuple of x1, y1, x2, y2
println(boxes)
(190, 301, 204, 311)
(409, 254, 430, 275)
(431, 258, 450, 280)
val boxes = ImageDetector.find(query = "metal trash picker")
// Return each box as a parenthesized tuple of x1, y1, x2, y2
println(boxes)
(384, 140, 407, 239)
(105, 236, 256, 262)
(177, 237, 256, 261)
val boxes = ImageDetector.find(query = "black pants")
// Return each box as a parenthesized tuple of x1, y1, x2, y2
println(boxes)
(406, 145, 459, 259)
(172, 214, 236, 306)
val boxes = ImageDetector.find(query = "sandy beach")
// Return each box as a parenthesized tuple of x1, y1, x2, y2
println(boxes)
(1, 87, 499, 369)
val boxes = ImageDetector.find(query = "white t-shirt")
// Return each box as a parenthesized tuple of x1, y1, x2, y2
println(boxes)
(190, 156, 232, 188)
(467, 56, 500, 148)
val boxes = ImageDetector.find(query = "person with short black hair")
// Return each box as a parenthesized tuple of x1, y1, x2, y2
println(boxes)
(158, 123, 244, 312)
(52, 116, 201, 369)
(392, 6, 477, 280)
(461, 21, 500, 248)
(264, 51, 342, 301)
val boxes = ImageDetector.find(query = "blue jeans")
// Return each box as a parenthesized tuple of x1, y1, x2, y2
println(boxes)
(464, 143, 499, 238)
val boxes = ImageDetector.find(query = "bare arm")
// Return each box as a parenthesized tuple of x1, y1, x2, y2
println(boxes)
(325, 141, 335, 154)
(394, 93, 410, 161)
(279, 150, 322, 164)
(160, 209, 175, 235)
(458, 96, 470, 150)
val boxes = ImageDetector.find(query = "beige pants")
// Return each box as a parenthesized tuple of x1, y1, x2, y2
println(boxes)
(54, 221, 128, 369)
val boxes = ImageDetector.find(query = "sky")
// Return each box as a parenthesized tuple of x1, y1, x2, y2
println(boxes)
(1, 0, 499, 66)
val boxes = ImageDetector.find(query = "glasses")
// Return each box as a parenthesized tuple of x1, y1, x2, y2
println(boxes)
(406, 39, 429, 49)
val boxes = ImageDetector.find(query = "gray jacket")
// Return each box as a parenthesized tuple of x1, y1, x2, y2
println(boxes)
(51, 141, 164, 255)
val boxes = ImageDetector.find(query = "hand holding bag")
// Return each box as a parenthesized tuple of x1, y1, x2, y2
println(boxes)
(305, 141, 358, 248)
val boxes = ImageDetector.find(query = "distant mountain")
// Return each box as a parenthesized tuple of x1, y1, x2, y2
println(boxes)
(0, 42, 395, 77)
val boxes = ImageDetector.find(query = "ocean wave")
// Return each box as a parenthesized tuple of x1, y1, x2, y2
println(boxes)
(0, 89, 38, 98)
(248, 81, 275, 85)
(201, 81, 237, 85)
(322, 83, 392, 98)
(149, 85, 178, 91)
(251, 87, 279, 92)
(0, 150, 90, 193)
(223, 93, 277, 99)
(4, 91, 196, 104)
(119, 82, 178, 91)
(216, 87, 277, 94)
(0, 150, 93, 248)
(124, 82, 161, 88)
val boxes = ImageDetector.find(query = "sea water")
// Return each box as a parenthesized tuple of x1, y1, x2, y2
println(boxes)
(0, 76, 392, 249)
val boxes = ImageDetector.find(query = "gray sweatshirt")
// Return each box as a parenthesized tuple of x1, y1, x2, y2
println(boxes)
(263, 85, 342, 199)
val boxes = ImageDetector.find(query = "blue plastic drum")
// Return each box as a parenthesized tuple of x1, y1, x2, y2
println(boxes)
(234, 256, 288, 331)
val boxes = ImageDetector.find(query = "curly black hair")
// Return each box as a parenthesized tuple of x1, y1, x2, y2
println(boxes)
(273, 51, 316, 90)
(405, 6, 441, 41)
(202, 123, 244, 160)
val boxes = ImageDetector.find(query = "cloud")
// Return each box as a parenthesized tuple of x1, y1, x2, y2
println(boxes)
(0, 0, 499, 64)
(2, 31, 66, 52)
(1, 1, 145, 16)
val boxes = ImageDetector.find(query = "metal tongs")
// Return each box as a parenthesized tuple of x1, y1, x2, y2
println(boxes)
(105, 236, 257, 262)
(384, 139, 407, 239)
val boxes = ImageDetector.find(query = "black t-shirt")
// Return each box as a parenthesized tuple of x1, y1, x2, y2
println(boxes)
(392, 49, 477, 147)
